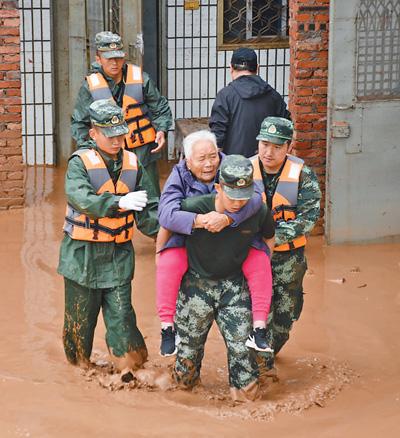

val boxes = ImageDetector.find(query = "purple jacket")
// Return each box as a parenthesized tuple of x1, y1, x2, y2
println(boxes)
(158, 155, 266, 250)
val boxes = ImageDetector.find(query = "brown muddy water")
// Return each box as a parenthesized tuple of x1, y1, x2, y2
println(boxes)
(0, 167, 399, 437)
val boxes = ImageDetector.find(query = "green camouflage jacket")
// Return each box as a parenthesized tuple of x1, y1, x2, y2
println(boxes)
(57, 140, 159, 288)
(261, 162, 321, 247)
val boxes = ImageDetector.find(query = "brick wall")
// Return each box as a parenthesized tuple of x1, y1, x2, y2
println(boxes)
(0, 0, 24, 209)
(289, 0, 329, 234)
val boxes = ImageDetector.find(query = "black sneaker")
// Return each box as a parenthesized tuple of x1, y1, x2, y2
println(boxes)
(160, 326, 178, 356)
(245, 328, 274, 352)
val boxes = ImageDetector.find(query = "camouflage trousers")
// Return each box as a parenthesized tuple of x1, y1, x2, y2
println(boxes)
(259, 248, 308, 369)
(63, 278, 147, 370)
(173, 270, 259, 390)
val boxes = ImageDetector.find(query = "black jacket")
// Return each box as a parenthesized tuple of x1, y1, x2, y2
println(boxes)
(209, 75, 290, 157)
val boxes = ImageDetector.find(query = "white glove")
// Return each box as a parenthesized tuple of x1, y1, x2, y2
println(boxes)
(118, 190, 148, 211)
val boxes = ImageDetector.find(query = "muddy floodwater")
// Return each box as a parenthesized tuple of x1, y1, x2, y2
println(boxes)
(1, 167, 400, 437)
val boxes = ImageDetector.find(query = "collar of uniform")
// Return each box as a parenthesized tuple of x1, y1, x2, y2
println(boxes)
(94, 145, 123, 171)
(260, 156, 287, 181)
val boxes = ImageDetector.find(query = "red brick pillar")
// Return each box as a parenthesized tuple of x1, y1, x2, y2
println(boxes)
(289, 0, 329, 234)
(0, 1, 24, 209)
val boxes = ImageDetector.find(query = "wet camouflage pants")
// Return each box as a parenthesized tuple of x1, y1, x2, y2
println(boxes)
(63, 278, 146, 365)
(260, 248, 307, 369)
(173, 270, 259, 390)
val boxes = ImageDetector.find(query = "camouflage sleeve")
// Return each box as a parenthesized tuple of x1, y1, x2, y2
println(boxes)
(274, 165, 321, 246)
(181, 194, 215, 213)
(71, 80, 94, 146)
(133, 162, 160, 237)
(260, 205, 275, 239)
(143, 72, 173, 133)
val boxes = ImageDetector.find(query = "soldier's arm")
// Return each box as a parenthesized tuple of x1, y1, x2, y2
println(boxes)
(133, 163, 160, 237)
(260, 205, 276, 240)
(65, 156, 120, 219)
(181, 194, 215, 214)
(274, 166, 321, 246)
(71, 81, 93, 146)
(209, 90, 229, 150)
(142, 72, 172, 132)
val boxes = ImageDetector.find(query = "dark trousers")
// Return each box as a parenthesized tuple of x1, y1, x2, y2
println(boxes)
(63, 278, 147, 369)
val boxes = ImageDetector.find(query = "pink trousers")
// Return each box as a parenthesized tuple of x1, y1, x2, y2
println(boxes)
(156, 247, 272, 324)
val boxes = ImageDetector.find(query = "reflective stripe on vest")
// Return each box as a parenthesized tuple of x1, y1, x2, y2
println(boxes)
(252, 155, 307, 252)
(86, 64, 156, 149)
(63, 148, 138, 243)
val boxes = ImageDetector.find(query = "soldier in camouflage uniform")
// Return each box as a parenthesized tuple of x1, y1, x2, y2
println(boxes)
(250, 117, 321, 372)
(173, 155, 275, 401)
(71, 31, 172, 195)
(59, 100, 159, 381)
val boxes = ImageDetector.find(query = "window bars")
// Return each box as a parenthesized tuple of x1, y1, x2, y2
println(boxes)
(19, 0, 54, 165)
(218, 0, 289, 50)
(356, 0, 400, 100)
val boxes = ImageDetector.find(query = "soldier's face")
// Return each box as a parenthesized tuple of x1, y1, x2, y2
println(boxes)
(89, 127, 125, 158)
(96, 54, 125, 80)
(186, 141, 220, 183)
(258, 140, 292, 173)
(215, 184, 248, 213)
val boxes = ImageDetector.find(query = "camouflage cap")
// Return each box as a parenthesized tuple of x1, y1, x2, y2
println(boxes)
(219, 155, 254, 200)
(95, 31, 125, 59)
(89, 99, 129, 137)
(256, 117, 293, 145)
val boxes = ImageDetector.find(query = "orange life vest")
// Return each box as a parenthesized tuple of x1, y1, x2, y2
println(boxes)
(63, 148, 138, 243)
(86, 64, 156, 149)
(252, 154, 307, 252)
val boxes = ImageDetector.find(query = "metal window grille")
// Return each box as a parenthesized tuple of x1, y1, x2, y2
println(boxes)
(86, 0, 121, 64)
(19, 0, 54, 165)
(219, 0, 289, 49)
(162, 0, 289, 157)
(110, 0, 121, 33)
(356, 0, 400, 100)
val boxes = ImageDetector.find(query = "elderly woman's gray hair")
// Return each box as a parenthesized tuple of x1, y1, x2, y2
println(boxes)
(183, 130, 218, 159)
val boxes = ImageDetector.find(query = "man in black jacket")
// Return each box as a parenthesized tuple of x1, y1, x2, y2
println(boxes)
(209, 48, 290, 158)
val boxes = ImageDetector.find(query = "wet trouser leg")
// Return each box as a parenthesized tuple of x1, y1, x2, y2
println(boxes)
(214, 277, 259, 391)
(258, 248, 308, 369)
(174, 272, 214, 388)
(174, 271, 258, 393)
(63, 279, 147, 370)
(63, 278, 102, 365)
(102, 283, 148, 371)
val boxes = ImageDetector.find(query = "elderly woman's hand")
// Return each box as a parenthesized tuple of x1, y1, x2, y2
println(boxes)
(200, 211, 231, 233)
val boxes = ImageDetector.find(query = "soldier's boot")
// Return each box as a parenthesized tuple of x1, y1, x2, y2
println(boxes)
(173, 357, 202, 389)
(256, 354, 279, 385)
(230, 380, 260, 403)
(110, 345, 148, 382)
